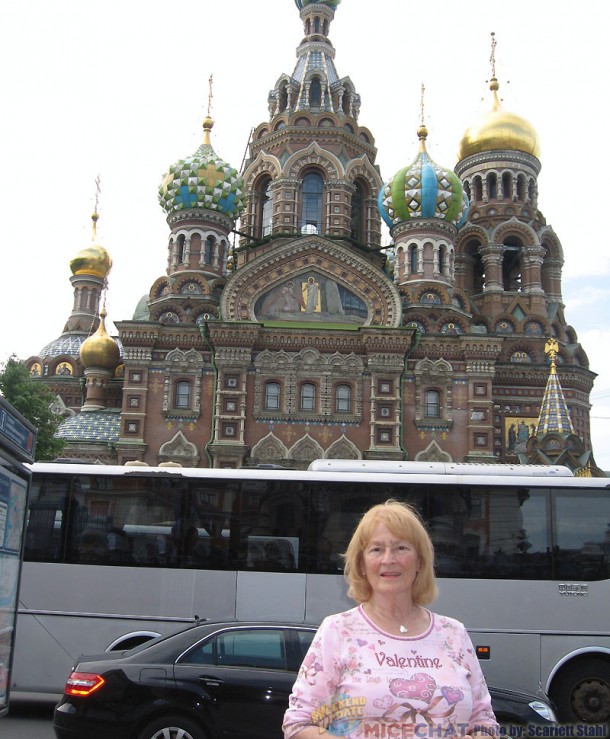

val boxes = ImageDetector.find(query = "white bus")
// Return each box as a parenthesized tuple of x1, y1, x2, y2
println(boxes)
(13, 460, 610, 725)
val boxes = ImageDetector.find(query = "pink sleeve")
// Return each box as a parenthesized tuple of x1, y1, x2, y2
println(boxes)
(461, 627, 499, 735)
(283, 616, 342, 739)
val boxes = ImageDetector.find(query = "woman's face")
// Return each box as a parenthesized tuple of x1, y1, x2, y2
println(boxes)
(362, 521, 420, 600)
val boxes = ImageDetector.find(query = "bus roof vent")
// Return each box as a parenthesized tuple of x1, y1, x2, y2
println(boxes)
(307, 460, 574, 477)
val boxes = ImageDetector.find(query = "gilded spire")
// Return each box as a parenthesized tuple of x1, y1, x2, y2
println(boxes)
(203, 74, 214, 146)
(418, 83, 428, 152)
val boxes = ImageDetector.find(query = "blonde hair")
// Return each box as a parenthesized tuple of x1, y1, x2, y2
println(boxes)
(343, 499, 438, 605)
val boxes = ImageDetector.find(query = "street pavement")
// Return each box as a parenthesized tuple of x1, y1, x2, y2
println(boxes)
(2, 697, 57, 738)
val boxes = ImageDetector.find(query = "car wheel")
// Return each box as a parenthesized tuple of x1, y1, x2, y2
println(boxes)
(550, 658, 610, 724)
(137, 715, 207, 739)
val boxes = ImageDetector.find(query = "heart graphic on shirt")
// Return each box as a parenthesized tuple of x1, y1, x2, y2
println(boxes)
(390, 674, 436, 702)
(357, 639, 367, 646)
(441, 686, 464, 705)
(373, 694, 393, 710)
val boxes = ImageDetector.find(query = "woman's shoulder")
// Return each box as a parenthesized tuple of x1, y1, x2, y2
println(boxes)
(429, 610, 468, 634)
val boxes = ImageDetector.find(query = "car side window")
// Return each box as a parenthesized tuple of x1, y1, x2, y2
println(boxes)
(295, 629, 315, 659)
(181, 637, 215, 665)
(216, 629, 287, 670)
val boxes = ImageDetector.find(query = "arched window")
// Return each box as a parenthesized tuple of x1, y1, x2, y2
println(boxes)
(335, 384, 352, 413)
(279, 85, 288, 113)
(205, 236, 214, 264)
(300, 383, 316, 411)
(178, 234, 187, 263)
(301, 172, 324, 234)
(487, 172, 497, 199)
(258, 177, 273, 237)
(503, 237, 523, 291)
(264, 381, 280, 410)
(438, 245, 446, 275)
(310, 77, 321, 106)
(350, 180, 366, 243)
(314, 16, 320, 33)
(517, 175, 525, 200)
(175, 381, 191, 409)
(410, 244, 418, 273)
(473, 176, 483, 201)
(424, 389, 441, 418)
(342, 90, 350, 115)
(502, 173, 512, 199)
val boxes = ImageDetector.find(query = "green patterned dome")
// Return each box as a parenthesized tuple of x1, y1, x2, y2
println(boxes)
(379, 125, 469, 230)
(295, 0, 341, 9)
(159, 117, 244, 220)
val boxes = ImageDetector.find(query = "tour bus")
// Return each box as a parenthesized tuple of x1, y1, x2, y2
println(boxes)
(13, 459, 610, 726)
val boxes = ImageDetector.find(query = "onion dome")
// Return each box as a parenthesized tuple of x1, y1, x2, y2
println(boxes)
(378, 124, 469, 230)
(458, 77, 540, 161)
(295, 0, 341, 9)
(70, 212, 112, 279)
(159, 117, 244, 220)
(79, 308, 121, 370)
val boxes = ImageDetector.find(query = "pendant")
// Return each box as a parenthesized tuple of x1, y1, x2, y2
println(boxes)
(399, 625, 408, 633)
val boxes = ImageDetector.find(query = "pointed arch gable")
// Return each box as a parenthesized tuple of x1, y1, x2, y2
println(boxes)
(326, 435, 361, 460)
(221, 237, 402, 327)
(285, 141, 344, 179)
(242, 152, 282, 190)
(251, 432, 289, 463)
(414, 439, 452, 462)
(492, 217, 539, 246)
(158, 430, 199, 465)
(288, 433, 324, 463)
(345, 154, 383, 193)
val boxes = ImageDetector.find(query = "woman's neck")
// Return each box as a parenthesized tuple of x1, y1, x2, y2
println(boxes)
(363, 597, 428, 636)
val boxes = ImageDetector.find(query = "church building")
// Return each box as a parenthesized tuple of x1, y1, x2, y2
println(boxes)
(25, 0, 598, 471)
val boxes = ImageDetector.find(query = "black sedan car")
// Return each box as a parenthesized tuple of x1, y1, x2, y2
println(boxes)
(54, 621, 557, 739)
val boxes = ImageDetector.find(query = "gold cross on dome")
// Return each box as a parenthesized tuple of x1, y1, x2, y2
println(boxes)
(198, 163, 224, 187)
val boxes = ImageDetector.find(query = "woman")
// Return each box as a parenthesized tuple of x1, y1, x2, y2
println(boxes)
(283, 500, 498, 739)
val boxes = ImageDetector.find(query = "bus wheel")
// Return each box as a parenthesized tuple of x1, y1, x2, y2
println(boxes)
(137, 715, 207, 739)
(551, 658, 610, 724)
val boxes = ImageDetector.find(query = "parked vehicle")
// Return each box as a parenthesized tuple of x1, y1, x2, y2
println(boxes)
(54, 620, 557, 739)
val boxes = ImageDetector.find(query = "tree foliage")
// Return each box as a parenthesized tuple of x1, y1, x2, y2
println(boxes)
(0, 356, 65, 461)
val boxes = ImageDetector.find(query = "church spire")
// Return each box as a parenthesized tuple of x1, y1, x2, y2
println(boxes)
(536, 338, 575, 435)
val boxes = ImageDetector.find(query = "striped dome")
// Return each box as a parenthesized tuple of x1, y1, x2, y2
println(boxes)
(379, 125, 469, 230)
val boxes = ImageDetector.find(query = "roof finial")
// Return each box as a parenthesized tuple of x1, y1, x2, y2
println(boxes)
(489, 32, 499, 92)
(92, 174, 101, 240)
(545, 337, 559, 375)
(417, 82, 428, 151)
(203, 74, 215, 146)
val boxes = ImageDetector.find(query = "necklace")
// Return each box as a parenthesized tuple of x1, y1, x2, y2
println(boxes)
(399, 624, 408, 633)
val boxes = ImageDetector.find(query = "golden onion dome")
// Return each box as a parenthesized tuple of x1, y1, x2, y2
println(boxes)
(79, 308, 121, 370)
(458, 78, 540, 161)
(70, 212, 113, 279)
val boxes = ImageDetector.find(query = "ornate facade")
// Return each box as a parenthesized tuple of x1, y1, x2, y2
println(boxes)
(25, 1, 596, 470)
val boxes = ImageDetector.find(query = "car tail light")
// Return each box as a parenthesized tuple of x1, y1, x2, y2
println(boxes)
(65, 672, 106, 696)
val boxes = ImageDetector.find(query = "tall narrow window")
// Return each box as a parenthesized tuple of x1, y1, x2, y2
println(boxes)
(300, 383, 316, 411)
(488, 173, 497, 199)
(205, 236, 214, 264)
(350, 181, 366, 243)
(424, 389, 440, 418)
(264, 382, 280, 410)
(410, 244, 418, 273)
(258, 178, 273, 237)
(438, 245, 446, 275)
(336, 384, 352, 413)
(175, 381, 191, 409)
(310, 78, 321, 106)
(178, 234, 187, 263)
(301, 172, 323, 234)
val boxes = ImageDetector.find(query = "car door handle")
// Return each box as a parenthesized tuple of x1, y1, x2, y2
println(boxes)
(198, 675, 224, 687)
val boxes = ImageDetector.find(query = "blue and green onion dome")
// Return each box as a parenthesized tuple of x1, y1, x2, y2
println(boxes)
(295, 0, 341, 9)
(159, 117, 244, 220)
(378, 125, 469, 230)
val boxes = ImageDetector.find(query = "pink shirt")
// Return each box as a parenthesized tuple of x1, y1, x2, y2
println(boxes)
(283, 605, 498, 739)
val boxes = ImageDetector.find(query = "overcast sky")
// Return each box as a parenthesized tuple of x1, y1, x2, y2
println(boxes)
(1, 0, 608, 468)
